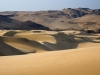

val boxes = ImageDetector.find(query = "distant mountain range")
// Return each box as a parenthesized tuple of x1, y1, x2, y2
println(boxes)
(0, 8, 100, 31)
(0, 15, 50, 30)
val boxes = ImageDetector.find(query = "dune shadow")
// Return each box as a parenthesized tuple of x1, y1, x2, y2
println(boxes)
(0, 36, 37, 56)
(0, 41, 30, 56)
(0, 36, 52, 56)
(0, 32, 98, 56)
(3, 31, 19, 36)
(27, 40, 52, 51)
(43, 32, 95, 50)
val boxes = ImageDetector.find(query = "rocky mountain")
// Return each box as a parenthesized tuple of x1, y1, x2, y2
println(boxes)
(0, 15, 50, 30)
(0, 8, 100, 31)
(0, 15, 12, 23)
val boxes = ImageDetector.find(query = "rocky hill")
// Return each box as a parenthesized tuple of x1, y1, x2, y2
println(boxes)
(0, 15, 50, 30)
(0, 8, 100, 31)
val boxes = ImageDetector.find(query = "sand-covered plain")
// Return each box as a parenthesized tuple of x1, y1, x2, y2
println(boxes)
(0, 30, 100, 75)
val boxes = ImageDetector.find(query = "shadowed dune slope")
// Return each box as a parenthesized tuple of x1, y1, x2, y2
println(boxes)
(15, 31, 100, 50)
(0, 41, 25, 56)
(0, 46, 100, 75)
(14, 32, 57, 43)
(0, 36, 52, 53)
(0, 31, 100, 56)
(42, 32, 100, 50)
(14, 32, 80, 50)
(3, 31, 19, 36)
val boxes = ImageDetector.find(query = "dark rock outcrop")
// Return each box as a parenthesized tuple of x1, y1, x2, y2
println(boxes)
(85, 30, 96, 34)
(0, 15, 50, 30)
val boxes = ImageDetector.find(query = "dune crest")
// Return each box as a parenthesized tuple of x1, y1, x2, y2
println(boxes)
(0, 30, 100, 75)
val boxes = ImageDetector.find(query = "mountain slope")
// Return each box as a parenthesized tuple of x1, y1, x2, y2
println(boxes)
(0, 8, 100, 30)
(0, 15, 50, 30)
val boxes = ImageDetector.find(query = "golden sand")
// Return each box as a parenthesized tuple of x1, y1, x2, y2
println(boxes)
(0, 30, 100, 75)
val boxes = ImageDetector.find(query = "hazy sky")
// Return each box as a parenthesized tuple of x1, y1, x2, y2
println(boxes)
(0, 0, 99, 11)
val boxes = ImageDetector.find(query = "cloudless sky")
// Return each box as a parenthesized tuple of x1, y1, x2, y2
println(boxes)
(0, 0, 99, 11)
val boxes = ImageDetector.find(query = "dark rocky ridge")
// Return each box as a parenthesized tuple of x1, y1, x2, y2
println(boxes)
(0, 15, 50, 30)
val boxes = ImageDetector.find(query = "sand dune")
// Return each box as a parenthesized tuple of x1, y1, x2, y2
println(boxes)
(3, 31, 20, 36)
(0, 8, 100, 75)
(1, 30, 100, 53)
(0, 36, 52, 53)
(14, 32, 56, 43)
(0, 30, 100, 75)
(0, 46, 100, 75)
(0, 41, 26, 56)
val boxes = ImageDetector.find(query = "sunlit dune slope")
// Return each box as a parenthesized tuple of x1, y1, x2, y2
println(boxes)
(0, 46, 100, 75)
(0, 30, 100, 56)
(0, 36, 52, 53)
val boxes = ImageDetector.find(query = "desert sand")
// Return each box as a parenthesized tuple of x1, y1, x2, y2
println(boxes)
(0, 30, 100, 75)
